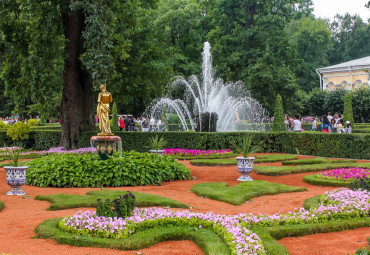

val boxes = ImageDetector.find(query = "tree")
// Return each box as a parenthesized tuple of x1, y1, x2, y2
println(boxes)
(286, 17, 332, 91)
(304, 88, 328, 117)
(207, 0, 312, 114)
(352, 87, 370, 123)
(272, 95, 285, 131)
(40, 114, 46, 124)
(342, 93, 354, 128)
(110, 103, 119, 132)
(0, 0, 158, 148)
(328, 14, 370, 65)
(324, 90, 346, 114)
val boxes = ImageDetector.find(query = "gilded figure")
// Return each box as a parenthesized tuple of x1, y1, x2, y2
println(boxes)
(97, 84, 113, 135)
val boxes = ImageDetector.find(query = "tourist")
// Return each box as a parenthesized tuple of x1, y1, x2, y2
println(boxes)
(321, 115, 333, 133)
(284, 114, 291, 131)
(329, 119, 336, 133)
(343, 121, 352, 133)
(157, 117, 163, 131)
(337, 119, 344, 133)
(119, 117, 125, 132)
(123, 115, 130, 131)
(129, 117, 135, 131)
(142, 117, 149, 132)
(327, 112, 333, 123)
(291, 115, 302, 132)
(149, 116, 155, 131)
(311, 117, 317, 131)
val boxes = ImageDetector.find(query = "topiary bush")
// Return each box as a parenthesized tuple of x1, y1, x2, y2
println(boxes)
(272, 94, 285, 131)
(343, 93, 355, 129)
(40, 114, 46, 124)
(27, 119, 39, 127)
(6, 122, 31, 142)
(110, 103, 119, 132)
(26, 151, 190, 187)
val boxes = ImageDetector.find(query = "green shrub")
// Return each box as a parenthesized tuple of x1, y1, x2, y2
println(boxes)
(6, 122, 31, 141)
(0, 121, 9, 129)
(272, 94, 285, 132)
(0, 200, 4, 212)
(343, 93, 355, 129)
(27, 119, 39, 127)
(26, 151, 190, 187)
(96, 191, 135, 218)
(40, 114, 46, 124)
(110, 103, 119, 132)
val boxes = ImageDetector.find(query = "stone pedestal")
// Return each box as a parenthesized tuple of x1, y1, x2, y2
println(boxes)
(90, 136, 122, 160)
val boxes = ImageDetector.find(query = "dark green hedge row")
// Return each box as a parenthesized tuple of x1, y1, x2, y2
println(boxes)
(1, 130, 368, 159)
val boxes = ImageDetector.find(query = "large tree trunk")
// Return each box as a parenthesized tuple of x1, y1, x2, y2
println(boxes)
(59, 8, 94, 149)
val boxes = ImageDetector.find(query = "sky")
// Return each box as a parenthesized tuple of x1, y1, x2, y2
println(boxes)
(312, 0, 370, 21)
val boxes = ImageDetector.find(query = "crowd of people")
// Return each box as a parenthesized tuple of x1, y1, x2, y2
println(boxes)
(0, 115, 58, 125)
(283, 112, 352, 133)
(95, 115, 164, 132)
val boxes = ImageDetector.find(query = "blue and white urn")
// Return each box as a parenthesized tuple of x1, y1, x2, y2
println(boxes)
(236, 157, 255, 181)
(4, 166, 28, 196)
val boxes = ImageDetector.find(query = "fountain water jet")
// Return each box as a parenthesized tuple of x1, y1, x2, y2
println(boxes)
(147, 42, 267, 132)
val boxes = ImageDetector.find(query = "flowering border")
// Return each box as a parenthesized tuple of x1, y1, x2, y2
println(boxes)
(59, 189, 369, 255)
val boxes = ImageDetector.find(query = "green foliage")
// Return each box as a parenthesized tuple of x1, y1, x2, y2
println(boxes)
(149, 135, 167, 151)
(191, 181, 307, 205)
(6, 122, 30, 141)
(303, 174, 350, 187)
(343, 93, 355, 128)
(0, 121, 9, 129)
(303, 195, 321, 210)
(36, 218, 230, 254)
(40, 114, 46, 124)
(96, 192, 135, 218)
(35, 190, 189, 211)
(26, 151, 190, 187)
(282, 157, 356, 165)
(3, 147, 29, 167)
(324, 89, 346, 114)
(255, 163, 370, 176)
(27, 119, 39, 127)
(231, 134, 258, 158)
(352, 87, 370, 123)
(272, 95, 285, 131)
(0, 200, 4, 212)
(349, 177, 370, 191)
(304, 88, 328, 117)
(285, 17, 332, 91)
(110, 103, 119, 131)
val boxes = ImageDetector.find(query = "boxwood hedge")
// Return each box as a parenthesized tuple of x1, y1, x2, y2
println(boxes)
(0, 130, 368, 159)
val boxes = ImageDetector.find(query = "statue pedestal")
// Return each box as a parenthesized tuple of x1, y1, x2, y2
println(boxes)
(90, 136, 122, 160)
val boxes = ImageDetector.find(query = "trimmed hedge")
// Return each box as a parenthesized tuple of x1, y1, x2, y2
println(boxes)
(303, 174, 350, 187)
(0, 130, 369, 159)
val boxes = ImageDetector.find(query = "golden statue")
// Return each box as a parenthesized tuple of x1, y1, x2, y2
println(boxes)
(97, 84, 113, 135)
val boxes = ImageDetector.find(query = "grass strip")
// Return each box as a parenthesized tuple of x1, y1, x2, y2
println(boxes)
(190, 154, 298, 166)
(254, 218, 370, 255)
(35, 218, 230, 255)
(254, 163, 370, 176)
(303, 195, 321, 210)
(0, 200, 4, 212)
(282, 157, 357, 165)
(35, 190, 189, 211)
(174, 153, 238, 160)
(191, 181, 307, 205)
(303, 174, 350, 187)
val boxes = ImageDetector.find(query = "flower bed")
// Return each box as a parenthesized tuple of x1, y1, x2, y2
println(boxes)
(317, 168, 370, 182)
(164, 148, 232, 157)
(59, 189, 369, 254)
(0, 146, 96, 158)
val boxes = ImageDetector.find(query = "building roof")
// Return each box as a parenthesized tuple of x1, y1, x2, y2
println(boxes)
(317, 56, 370, 73)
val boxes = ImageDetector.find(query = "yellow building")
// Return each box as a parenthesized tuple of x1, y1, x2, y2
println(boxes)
(316, 56, 369, 91)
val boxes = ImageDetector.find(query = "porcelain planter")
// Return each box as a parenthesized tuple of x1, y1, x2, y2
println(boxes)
(236, 156, 255, 181)
(4, 166, 28, 196)
(150, 150, 165, 157)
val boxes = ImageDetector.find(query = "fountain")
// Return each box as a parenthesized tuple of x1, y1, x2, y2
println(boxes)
(147, 42, 267, 132)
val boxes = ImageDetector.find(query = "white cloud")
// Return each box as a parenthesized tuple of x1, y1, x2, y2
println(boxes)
(312, 0, 369, 21)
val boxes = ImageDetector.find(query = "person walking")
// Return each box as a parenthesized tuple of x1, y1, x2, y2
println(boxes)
(142, 117, 149, 132)
(311, 117, 317, 131)
(284, 114, 291, 131)
(291, 115, 302, 132)
(321, 115, 333, 133)
(149, 116, 155, 131)
(329, 119, 335, 133)
(129, 117, 135, 131)
(119, 117, 125, 132)
(157, 117, 163, 131)
(123, 115, 130, 131)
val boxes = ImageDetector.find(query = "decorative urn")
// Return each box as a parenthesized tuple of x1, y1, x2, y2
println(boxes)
(4, 166, 28, 195)
(235, 156, 255, 181)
